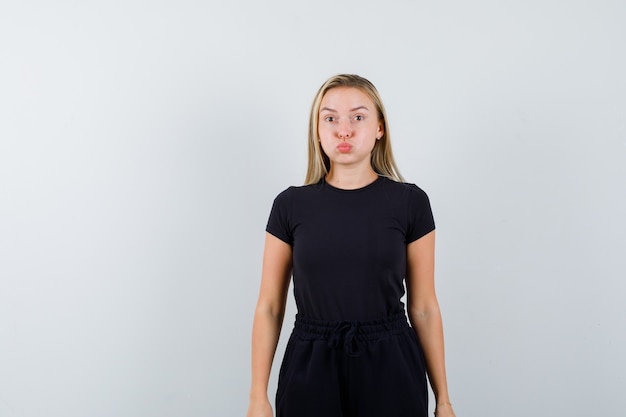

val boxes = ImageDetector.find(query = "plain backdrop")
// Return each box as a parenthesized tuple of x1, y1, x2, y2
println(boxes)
(1, 1, 625, 416)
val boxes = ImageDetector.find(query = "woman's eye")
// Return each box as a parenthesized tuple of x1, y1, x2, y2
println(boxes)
(354, 115, 363, 121)
(325, 116, 335, 122)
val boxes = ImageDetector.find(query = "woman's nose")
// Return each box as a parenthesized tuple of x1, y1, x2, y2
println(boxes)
(337, 119, 352, 139)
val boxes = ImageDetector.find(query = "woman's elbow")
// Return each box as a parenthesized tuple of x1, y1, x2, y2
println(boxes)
(407, 299, 440, 322)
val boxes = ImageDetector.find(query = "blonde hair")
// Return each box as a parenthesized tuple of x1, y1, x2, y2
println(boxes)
(304, 74, 404, 185)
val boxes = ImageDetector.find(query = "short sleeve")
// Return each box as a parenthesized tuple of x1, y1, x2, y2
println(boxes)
(265, 187, 294, 245)
(405, 184, 436, 243)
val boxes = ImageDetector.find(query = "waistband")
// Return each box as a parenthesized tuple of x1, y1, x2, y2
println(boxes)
(292, 313, 410, 356)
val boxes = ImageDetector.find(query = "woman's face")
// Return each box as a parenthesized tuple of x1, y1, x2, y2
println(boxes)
(318, 87, 383, 170)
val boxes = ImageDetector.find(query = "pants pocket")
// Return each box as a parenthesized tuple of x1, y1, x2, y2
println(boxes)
(275, 332, 298, 405)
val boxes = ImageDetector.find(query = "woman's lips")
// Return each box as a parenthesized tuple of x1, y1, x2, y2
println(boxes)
(337, 143, 352, 153)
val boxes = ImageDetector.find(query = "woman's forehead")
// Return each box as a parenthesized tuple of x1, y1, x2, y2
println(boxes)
(320, 87, 374, 110)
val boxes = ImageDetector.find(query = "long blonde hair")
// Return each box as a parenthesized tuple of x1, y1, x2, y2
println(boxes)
(304, 74, 404, 184)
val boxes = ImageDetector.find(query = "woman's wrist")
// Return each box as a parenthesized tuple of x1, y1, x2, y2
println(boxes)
(248, 387, 269, 402)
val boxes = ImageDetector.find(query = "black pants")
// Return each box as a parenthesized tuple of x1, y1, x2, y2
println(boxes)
(276, 313, 428, 417)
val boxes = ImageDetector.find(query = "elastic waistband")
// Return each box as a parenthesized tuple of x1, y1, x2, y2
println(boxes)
(293, 313, 410, 356)
(293, 313, 409, 341)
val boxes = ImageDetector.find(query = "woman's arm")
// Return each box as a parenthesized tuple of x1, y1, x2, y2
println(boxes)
(406, 231, 456, 417)
(246, 233, 293, 417)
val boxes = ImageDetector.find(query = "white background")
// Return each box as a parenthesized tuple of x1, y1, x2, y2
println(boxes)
(1, 1, 625, 416)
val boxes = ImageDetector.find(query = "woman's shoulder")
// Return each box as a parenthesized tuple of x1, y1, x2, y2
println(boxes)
(380, 176, 430, 197)
(272, 181, 324, 202)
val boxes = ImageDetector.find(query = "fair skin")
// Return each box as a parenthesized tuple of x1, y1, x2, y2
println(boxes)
(246, 87, 455, 417)
(318, 87, 382, 189)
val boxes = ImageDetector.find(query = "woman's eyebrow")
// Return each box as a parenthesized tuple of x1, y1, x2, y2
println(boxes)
(320, 106, 370, 113)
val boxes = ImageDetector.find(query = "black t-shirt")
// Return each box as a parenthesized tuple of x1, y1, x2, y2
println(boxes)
(266, 176, 435, 321)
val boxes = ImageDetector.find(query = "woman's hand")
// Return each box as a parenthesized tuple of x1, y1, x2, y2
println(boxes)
(246, 397, 273, 417)
(434, 402, 456, 417)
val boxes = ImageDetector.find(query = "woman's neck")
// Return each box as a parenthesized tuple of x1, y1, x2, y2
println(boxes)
(325, 166, 379, 190)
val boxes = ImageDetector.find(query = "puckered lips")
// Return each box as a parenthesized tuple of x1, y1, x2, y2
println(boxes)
(337, 143, 352, 153)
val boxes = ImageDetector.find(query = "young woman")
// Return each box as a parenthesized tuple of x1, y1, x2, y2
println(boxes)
(246, 74, 456, 417)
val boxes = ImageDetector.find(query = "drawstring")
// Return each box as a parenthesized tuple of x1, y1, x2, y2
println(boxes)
(328, 321, 360, 356)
